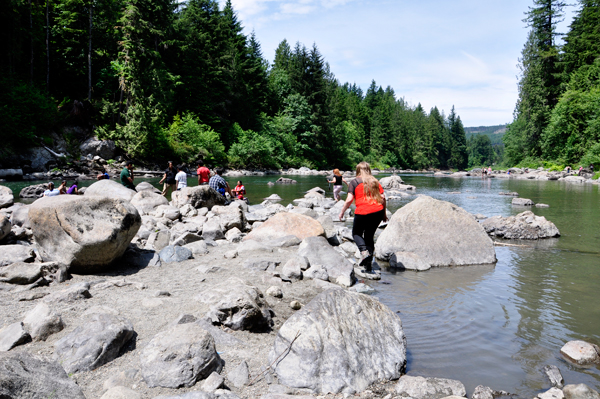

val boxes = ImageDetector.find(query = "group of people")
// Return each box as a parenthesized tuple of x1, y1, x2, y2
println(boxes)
(482, 167, 492, 176)
(43, 180, 79, 197)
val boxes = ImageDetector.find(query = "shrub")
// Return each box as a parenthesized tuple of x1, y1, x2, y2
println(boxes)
(165, 113, 226, 165)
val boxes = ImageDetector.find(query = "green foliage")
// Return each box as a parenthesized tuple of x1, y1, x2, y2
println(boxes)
(467, 134, 494, 167)
(166, 113, 226, 164)
(580, 142, 600, 171)
(227, 124, 279, 169)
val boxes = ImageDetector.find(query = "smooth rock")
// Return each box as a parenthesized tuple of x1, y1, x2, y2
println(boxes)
(297, 236, 354, 286)
(44, 282, 92, 303)
(131, 190, 169, 215)
(266, 286, 283, 298)
(136, 181, 161, 193)
(10, 205, 31, 228)
(512, 197, 534, 206)
(281, 257, 303, 281)
(395, 375, 466, 399)
(0, 351, 86, 398)
(30, 196, 141, 273)
(375, 196, 496, 266)
(84, 179, 137, 202)
(0, 322, 30, 351)
(289, 300, 301, 310)
(563, 384, 600, 399)
(54, 312, 135, 374)
(22, 302, 64, 341)
(171, 185, 226, 210)
(0, 216, 10, 241)
(245, 212, 325, 242)
(560, 340, 600, 366)
(0, 186, 14, 209)
(159, 245, 193, 263)
(140, 323, 223, 388)
(201, 371, 225, 392)
(202, 218, 225, 241)
(270, 289, 406, 394)
(184, 240, 209, 255)
(199, 277, 273, 331)
(0, 262, 58, 285)
(227, 361, 250, 388)
(481, 211, 560, 239)
(389, 251, 431, 271)
(0, 245, 36, 267)
(100, 386, 142, 399)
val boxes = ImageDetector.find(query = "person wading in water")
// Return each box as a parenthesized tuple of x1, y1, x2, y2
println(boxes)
(338, 161, 387, 272)
(328, 169, 348, 201)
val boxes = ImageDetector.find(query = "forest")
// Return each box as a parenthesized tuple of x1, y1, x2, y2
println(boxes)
(504, 0, 600, 170)
(0, 0, 470, 170)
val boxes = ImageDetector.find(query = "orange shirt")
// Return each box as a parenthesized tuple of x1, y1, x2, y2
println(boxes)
(348, 177, 384, 215)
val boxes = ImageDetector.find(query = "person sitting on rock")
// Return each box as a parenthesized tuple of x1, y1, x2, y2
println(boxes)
(209, 167, 232, 198)
(232, 180, 246, 200)
(120, 161, 136, 190)
(96, 172, 110, 180)
(67, 181, 79, 195)
(43, 182, 60, 197)
(58, 180, 68, 194)
(175, 164, 187, 191)
(159, 161, 177, 197)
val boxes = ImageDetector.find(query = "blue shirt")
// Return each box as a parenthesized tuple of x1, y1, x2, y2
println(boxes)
(209, 175, 227, 195)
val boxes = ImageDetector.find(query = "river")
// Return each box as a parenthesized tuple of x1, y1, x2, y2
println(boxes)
(4, 173, 600, 396)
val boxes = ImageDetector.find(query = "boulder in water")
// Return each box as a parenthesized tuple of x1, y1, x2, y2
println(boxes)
(19, 183, 47, 199)
(481, 211, 560, 239)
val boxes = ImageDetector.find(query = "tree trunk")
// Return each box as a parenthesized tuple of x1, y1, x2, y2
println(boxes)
(46, 0, 49, 91)
(88, 3, 93, 101)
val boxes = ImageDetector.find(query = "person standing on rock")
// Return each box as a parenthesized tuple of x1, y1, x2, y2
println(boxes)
(197, 160, 211, 186)
(338, 161, 387, 272)
(120, 161, 136, 190)
(159, 161, 177, 197)
(328, 169, 348, 201)
(209, 167, 233, 198)
(175, 164, 187, 191)
(43, 182, 60, 197)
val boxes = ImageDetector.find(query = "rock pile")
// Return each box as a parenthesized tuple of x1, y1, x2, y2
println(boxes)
(481, 211, 560, 239)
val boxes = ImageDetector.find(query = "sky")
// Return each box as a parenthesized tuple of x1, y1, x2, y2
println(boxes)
(224, 0, 577, 127)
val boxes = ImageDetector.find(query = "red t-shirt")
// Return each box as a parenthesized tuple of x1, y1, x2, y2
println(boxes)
(197, 166, 210, 183)
(348, 177, 384, 215)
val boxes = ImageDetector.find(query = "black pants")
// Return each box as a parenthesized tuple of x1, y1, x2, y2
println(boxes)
(352, 209, 385, 255)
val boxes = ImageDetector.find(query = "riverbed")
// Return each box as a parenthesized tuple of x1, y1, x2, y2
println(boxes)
(4, 174, 600, 396)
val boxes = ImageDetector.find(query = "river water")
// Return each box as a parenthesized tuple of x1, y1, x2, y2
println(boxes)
(4, 174, 600, 396)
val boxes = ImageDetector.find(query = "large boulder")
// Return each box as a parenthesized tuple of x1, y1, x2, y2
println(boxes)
(19, 183, 47, 199)
(171, 186, 226, 210)
(375, 196, 496, 267)
(140, 323, 223, 388)
(29, 196, 141, 273)
(54, 312, 135, 374)
(560, 340, 600, 366)
(0, 352, 86, 399)
(481, 211, 560, 239)
(79, 136, 116, 159)
(198, 277, 273, 331)
(297, 236, 354, 286)
(211, 204, 245, 231)
(0, 245, 36, 267)
(131, 190, 169, 215)
(0, 216, 10, 241)
(84, 179, 137, 202)
(136, 181, 161, 194)
(379, 175, 415, 191)
(10, 205, 31, 228)
(395, 375, 466, 399)
(269, 289, 406, 394)
(245, 212, 325, 242)
(563, 384, 600, 399)
(0, 186, 14, 209)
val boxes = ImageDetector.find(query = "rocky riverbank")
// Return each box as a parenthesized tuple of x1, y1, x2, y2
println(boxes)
(435, 167, 600, 185)
(0, 177, 598, 399)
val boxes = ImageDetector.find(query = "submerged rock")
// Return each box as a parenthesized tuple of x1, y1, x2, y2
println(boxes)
(481, 211, 560, 239)
(512, 197, 534, 206)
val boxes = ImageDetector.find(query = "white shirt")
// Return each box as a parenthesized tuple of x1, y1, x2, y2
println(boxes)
(175, 171, 187, 189)
(43, 189, 60, 197)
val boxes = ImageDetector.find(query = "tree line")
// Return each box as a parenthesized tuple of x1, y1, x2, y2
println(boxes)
(0, 0, 470, 170)
(504, 0, 600, 169)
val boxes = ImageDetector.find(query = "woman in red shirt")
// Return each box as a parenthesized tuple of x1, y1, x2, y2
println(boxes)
(338, 162, 387, 271)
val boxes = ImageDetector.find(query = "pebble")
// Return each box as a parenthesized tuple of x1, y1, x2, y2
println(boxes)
(266, 286, 283, 298)
(224, 250, 238, 259)
(290, 301, 302, 310)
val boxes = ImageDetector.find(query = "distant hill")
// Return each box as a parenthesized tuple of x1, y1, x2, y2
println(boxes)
(465, 124, 508, 145)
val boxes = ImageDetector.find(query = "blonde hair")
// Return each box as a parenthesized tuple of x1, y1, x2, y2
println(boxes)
(333, 168, 341, 176)
(355, 162, 383, 205)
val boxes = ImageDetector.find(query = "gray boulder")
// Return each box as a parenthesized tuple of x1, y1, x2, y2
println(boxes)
(22, 302, 65, 341)
(563, 384, 600, 399)
(19, 183, 47, 199)
(245, 212, 325, 242)
(54, 312, 135, 374)
(136, 181, 161, 194)
(227, 361, 250, 388)
(44, 282, 91, 303)
(297, 236, 354, 286)
(198, 277, 273, 331)
(481, 211, 560, 239)
(84, 179, 137, 202)
(0, 262, 59, 285)
(171, 185, 226, 210)
(0, 351, 86, 398)
(79, 136, 116, 159)
(131, 190, 169, 215)
(281, 257, 304, 281)
(184, 240, 209, 255)
(10, 205, 31, 228)
(159, 245, 193, 263)
(0, 186, 14, 209)
(211, 204, 245, 231)
(0, 216, 10, 241)
(270, 289, 406, 394)
(543, 365, 564, 389)
(0, 322, 30, 351)
(0, 245, 36, 267)
(29, 195, 141, 273)
(390, 252, 431, 271)
(512, 197, 534, 206)
(140, 323, 223, 388)
(379, 175, 415, 191)
(202, 218, 224, 241)
(375, 196, 496, 266)
(395, 375, 466, 398)
(560, 340, 600, 366)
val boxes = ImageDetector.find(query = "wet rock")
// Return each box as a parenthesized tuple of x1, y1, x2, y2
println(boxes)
(395, 375, 466, 399)
(131, 190, 169, 215)
(159, 245, 193, 263)
(245, 212, 325, 242)
(538, 387, 565, 399)
(560, 340, 600, 366)
(482, 211, 560, 239)
(0, 186, 14, 209)
(375, 196, 496, 266)
(227, 360, 250, 388)
(22, 302, 64, 341)
(44, 282, 92, 303)
(275, 177, 296, 184)
(30, 196, 141, 273)
(349, 282, 375, 294)
(171, 185, 226, 210)
(298, 236, 354, 286)
(0, 322, 30, 351)
(543, 365, 564, 388)
(140, 323, 223, 388)
(199, 277, 273, 331)
(54, 312, 135, 374)
(201, 371, 225, 392)
(184, 240, 209, 255)
(563, 383, 600, 399)
(389, 251, 431, 271)
(0, 215, 11, 240)
(84, 179, 137, 202)
(19, 183, 47, 199)
(0, 245, 36, 267)
(0, 351, 86, 398)
(512, 197, 534, 206)
(270, 289, 406, 394)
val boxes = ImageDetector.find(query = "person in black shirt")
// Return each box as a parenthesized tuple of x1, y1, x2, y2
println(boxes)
(159, 161, 177, 197)
(327, 168, 348, 201)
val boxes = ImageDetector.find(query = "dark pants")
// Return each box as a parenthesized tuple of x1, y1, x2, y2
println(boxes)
(352, 210, 385, 255)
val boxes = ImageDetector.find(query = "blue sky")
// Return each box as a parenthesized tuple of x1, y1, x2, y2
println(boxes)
(226, 0, 576, 127)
